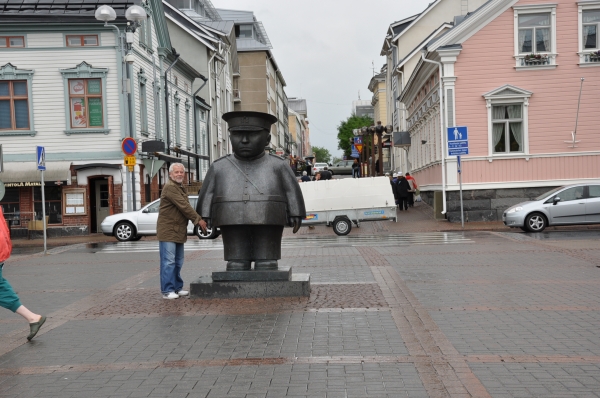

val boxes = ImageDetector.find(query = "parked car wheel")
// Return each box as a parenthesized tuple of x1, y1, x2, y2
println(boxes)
(194, 225, 220, 239)
(525, 213, 547, 232)
(114, 222, 136, 242)
(333, 216, 352, 236)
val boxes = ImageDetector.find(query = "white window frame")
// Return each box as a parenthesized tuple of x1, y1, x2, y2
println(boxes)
(490, 104, 525, 155)
(578, 1, 600, 65)
(483, 85, 532, 158)
(513, 4, 557, 69)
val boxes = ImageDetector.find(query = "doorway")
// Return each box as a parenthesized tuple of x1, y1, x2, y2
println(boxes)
(90, 178, 110, 233)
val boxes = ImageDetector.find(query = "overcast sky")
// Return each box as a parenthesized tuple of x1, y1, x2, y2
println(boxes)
(212, 0, 433, 158)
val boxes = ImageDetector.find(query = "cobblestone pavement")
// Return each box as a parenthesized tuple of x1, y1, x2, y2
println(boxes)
(0, 228, 599, 397)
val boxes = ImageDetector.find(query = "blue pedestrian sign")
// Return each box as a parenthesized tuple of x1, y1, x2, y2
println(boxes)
(36, 146, 46, 171)
(447, 126, 469, 156)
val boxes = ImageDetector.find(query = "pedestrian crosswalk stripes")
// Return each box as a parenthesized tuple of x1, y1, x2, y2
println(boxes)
(96, 233, 473, 253)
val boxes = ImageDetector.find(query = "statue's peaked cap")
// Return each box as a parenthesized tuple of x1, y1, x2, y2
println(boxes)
(223, 111, 278, 132)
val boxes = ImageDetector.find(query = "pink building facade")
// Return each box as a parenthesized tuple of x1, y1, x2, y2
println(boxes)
(402, 0, 600, 222)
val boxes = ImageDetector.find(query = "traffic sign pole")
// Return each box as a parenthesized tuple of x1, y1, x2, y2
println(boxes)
(36, 146, 47, 254)
(41, 170, 47, 254)
(457, 155, 464, 229)
(122, 138, 138, 212)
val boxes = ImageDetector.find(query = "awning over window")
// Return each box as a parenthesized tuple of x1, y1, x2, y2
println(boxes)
(1, 161, 72, 187)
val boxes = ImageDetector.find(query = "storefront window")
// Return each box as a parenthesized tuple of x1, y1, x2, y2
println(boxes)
(33, 186, 62, 224)
(0, 188, 20, 226)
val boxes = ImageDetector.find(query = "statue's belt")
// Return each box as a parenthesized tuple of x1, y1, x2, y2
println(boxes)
(213, 195, 286, 203)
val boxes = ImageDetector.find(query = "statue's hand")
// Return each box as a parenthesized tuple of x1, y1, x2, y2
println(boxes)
(289, 216, 302, 233)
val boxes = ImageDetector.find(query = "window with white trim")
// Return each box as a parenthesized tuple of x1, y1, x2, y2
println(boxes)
(583, 9, 600, 49)
(518, 13, 551, 53)
(138, 70, 148, 135)
(513, 5, 557, 68)
(483, 85, 531, 157)
(492, 105, 523, 153)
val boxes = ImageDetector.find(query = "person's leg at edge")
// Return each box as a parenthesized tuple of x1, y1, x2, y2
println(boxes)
(0, 263, 44, 339)
(174, 243, 186, 295)
(159, 241, 178, 295)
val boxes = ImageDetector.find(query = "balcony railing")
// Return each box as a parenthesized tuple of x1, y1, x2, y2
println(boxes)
(233, 88, 241, 102)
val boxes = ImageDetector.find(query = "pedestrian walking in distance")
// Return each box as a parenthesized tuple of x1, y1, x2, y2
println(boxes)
(352, 158, 360, 178)
(396, 175, 411, 211)
(405, 172, 418, 207)
(0, 208, 45, 340)
(157, 163, 207, 299)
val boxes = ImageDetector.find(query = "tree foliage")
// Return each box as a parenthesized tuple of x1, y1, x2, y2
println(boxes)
(311, 146, 332, 163)
(337, 114, 374, 157)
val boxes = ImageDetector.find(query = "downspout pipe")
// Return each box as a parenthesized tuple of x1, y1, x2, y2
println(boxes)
(192, 75, 209, 181)
(164, 50, 181, 155)
(206, 50, 218, 160)
(421, 49, 447, 215)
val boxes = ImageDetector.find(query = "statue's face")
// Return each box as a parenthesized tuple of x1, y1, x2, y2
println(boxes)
(230, 129, 271, 158)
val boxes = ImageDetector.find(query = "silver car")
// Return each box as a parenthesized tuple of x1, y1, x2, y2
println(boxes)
(100, 195, 219, 241)
(329, 160, 353, 175)
(503, 183, 600, 232)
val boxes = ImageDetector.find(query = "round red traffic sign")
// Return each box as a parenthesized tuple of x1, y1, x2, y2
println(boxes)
(122, 137, 137, 156)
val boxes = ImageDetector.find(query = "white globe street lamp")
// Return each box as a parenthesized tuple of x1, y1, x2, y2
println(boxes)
(125, 5, 148, 23)
(95, 5, 116, 22)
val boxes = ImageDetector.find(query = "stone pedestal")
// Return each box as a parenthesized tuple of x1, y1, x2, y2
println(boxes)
(190, 267, 310, 299)
(212, 267, 292, 282)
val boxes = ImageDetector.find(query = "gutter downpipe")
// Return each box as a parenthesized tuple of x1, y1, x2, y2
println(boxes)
(164, 52, 181, 156)
(207, 50, 218, 161)
(192, 76, 209, 181)
(421, 50, 447, 215)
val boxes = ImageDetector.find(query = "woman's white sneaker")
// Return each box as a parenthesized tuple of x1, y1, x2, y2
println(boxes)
(162, 292, 179, 299)
(176, 290, 189, 296)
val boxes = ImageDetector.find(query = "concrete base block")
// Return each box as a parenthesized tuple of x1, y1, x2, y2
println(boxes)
(212, 267, 292, 282)
(190, 273, 311, 298)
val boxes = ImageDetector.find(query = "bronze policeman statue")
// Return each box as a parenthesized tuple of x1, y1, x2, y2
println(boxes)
(196, 111, 306, 271)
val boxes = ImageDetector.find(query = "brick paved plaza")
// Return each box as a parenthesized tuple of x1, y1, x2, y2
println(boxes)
(1, 217, 600, 397)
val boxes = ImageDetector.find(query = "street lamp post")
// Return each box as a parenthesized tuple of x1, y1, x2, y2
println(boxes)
(95, 4, 147, 212)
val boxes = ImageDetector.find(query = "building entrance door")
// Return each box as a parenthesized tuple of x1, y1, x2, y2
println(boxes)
(95, 180, 110, 232)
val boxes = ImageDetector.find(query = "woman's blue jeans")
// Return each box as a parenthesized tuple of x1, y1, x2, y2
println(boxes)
(159, 241, 184, 294)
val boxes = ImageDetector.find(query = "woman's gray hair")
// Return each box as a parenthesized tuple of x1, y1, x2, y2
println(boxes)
(169, 163, 185, 173)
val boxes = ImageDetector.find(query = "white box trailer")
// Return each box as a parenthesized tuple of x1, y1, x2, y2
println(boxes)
(299, 176, 397, 235)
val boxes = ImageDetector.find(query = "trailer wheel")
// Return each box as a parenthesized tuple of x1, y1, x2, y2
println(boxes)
(333, 217, 352, 236)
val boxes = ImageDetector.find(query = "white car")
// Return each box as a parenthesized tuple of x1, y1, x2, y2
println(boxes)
(100, 195, 219, 241)
(312, 162, 328, 174)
